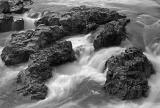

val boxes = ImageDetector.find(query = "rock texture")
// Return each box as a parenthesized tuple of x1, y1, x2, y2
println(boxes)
(1, 24, 68, 66)
(16, 41, 75, 100)
(0, 0, 33, 14)
(93, 18, 130, 50)
(35, 5, 126, 34)
(104, 47, 155, 100)
(1, 30, 35, 65)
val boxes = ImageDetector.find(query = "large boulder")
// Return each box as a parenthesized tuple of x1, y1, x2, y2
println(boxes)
(103, 47, 155, 100)
(1, 30, 35, 66)
(0, 14, 13, 32)
(93, 18, 130, 50)
(1, 24, 67, 66)
(35, 6, 127, 34)
(16, 41, 75, 100)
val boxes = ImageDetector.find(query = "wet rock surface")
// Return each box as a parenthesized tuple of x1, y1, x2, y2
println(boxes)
(1, 24, 68, 66)
(93, 18, 130, 50)
(16, 41, 75, 100)
(1, 30, 35, 66)
(1, 5, 131, 100)
(35, 5, 127, 34)
(104, 47, 155, 100)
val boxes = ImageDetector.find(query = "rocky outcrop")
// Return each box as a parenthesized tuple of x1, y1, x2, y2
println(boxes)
(103, 47, 155, 100)
(16, 41, 75, 100)
(35, 5, 126, 34)
(1, 24, 68, 66)
(0, 14, 13, 32)
(1, 30, 35, 66)
(93, 18, 130, 50)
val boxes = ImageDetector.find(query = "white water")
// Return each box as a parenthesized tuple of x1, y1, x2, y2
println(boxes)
(0, 0, 160, 108)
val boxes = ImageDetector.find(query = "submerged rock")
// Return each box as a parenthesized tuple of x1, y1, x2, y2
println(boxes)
(35, 5, 126, 34)
(93, 18, 130, 50)
(16, 41, 75, 100)
(104, 47, 155, 100)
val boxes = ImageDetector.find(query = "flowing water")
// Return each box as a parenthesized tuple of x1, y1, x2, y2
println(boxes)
(1, 0, 160, 108)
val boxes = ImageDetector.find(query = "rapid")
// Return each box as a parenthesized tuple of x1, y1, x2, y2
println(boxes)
(1, 0, 160, 108)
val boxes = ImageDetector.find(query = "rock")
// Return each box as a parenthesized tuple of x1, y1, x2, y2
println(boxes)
(35, 12, 61, 27)
(35, 5, 126, 34)
(29, 41, 75, 67)
(34, 24, 67, 49)
(0, 14, 13, 32)
(0, 1, 10, 14)
(93, 18, 130, 50)
(16, 41, 75, 100)
(1, 30, 35, 66)
(103, 47, 155, 100)
(12, 18, 24, 31)
(1, 24, 68, 66)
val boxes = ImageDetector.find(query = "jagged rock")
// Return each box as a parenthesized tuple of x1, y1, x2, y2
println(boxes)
(35, 12, 61, 27)
(1, 24, 68, 66)
(104, 47, 155, 100)
(0, 1, 10, 14)
(12, 18, 24, 31)
(35, 5, 126, 34)
(16, 41, 75, 100)
(34, 24, 67, 49)
(1, 30, 35, 66)
(93, 18, 130, 50)
(0, 14, 13, 32)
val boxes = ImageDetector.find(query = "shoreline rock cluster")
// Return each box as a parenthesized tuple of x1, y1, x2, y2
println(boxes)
(0, 14, 24, 32)
(1, 5, 155, 101)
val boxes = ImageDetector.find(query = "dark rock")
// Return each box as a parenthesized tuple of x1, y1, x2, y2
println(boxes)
(35, 6, 126, 34)
(93, 18, 130, 50)
(1, 30, 35, 66)
(0, 14, 13, 32)
(104, 47, 155, 100)
(0, 1, 10, 14)
(29, 41, 75, 66)
(34, 24, 67, 49)
(35, 12, 61, 27)
(12, 18, 24, 31)
(1, 24, 68, 66)
(16, 41, 75, 100)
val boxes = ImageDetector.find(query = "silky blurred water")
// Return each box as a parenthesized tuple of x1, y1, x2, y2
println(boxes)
(1, 0, 160, 108)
